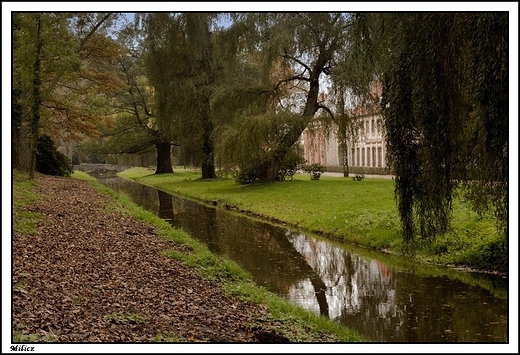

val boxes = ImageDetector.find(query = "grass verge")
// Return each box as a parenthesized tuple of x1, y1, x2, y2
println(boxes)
(13, 171, 44, 235)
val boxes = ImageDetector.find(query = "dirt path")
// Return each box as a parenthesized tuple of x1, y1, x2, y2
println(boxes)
(12, 175, 287, 343)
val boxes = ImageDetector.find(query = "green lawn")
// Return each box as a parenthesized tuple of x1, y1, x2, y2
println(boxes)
(118, 167, 506, 272)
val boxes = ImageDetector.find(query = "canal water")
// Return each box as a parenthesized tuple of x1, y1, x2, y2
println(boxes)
(85, 167, 507, 342)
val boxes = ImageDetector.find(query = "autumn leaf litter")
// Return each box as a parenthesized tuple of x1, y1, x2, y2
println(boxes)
(12, 175, 295, 343)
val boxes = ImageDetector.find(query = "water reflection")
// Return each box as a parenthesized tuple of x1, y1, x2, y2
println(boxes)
(286, 233, 507, 342)
(86, 168, 507, 342)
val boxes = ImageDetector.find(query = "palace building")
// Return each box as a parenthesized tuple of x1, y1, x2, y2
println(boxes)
(301, 81, 391, 175)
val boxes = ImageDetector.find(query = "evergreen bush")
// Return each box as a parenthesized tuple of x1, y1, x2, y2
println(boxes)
(302, 163, 326, 180)
(36, 135, 74, 176)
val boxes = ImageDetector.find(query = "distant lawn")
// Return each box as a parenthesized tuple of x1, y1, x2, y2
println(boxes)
(118, 167, 505, 273)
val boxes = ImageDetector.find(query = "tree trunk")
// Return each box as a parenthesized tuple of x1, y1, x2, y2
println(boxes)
(343, 153, 349, 178)
(340, 135, 349, 177)
(155, 141, 173, 174)
(201, 141, 216, 179)
(12, 16, 29, 173)
(256, 71, 321, 182)
(337, 86, 349, 177)
(200, 24, 216, 180)
(256, 160, 280, 183)
(12, 88, 32, 173)
(201, 105, 216, 179)
(29, 15, 43, 178)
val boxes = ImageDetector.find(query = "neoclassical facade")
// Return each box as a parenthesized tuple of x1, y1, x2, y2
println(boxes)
(348, 112, 387, 170)
(301, 82, 390, 175)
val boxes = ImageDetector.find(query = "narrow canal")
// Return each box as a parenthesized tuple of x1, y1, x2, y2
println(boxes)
(85, 166, 508, 342)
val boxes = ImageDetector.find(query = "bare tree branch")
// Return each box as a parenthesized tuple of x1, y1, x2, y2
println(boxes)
(79, 13, 113, 51)
(318, 103, 338, 125)
(273, 74, 310, 92)
(282, 54, 312, 73)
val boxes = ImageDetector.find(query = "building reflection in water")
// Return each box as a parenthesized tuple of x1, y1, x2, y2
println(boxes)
(285, 231, 506, 342)
(287, 233, 395, 318)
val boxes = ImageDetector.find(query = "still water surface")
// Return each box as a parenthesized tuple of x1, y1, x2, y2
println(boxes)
(87, 167, 507, 342)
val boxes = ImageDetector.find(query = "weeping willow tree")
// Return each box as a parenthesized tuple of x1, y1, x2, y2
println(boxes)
(212, 13, 362, 183)
(136, 13, 221, 177)
(138, 13, 181, 173)
(178, 13, 219, 179)
(211, 16, 299, 180)
(371, 13, 508, 243)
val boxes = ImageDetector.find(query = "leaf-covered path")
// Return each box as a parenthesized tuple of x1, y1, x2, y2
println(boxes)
(12, 175, 287, 343)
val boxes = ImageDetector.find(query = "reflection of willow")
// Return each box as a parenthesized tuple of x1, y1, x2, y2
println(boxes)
(201, 207, 220, 252)
(279, 235, 330, 317)
(287, 232, 507, 342)
(218, 216, 330, 317)
(157, 190, 220, 253)
(98, 175, 159, 213)
(157, 190, 174, 222)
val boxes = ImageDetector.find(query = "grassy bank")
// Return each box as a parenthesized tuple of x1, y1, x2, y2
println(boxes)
(13, 170, 367, 342)
(118, 167, 506, 273)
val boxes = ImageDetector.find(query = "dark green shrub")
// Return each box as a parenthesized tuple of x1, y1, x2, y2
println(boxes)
(235, 147, 305, 184)
(302, 163, 326, 180)
(276, 151, 306, 181)
(352, 173, 365, 181)
(36, 135, 74, 176)
(234, 164, 259, 184)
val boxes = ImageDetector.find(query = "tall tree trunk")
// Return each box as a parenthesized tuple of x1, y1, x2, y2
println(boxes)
(338, 87, 349, 177)
(200, 25, 216, 179)
(155, 141, 173, 174)
(12, 87, 31, 173)
(343, 150, 349, 177)
(200, 82, 217, 179)
(29, 15, 43, 178)
(341, 140, 349, 177)
(201, 133, 216, 179)
(200, 100, 216, 179)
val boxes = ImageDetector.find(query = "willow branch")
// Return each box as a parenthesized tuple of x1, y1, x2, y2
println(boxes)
(318, 103, 338, 125)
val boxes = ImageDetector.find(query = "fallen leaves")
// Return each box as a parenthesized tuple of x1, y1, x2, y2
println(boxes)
(12, 175, 282, 342)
